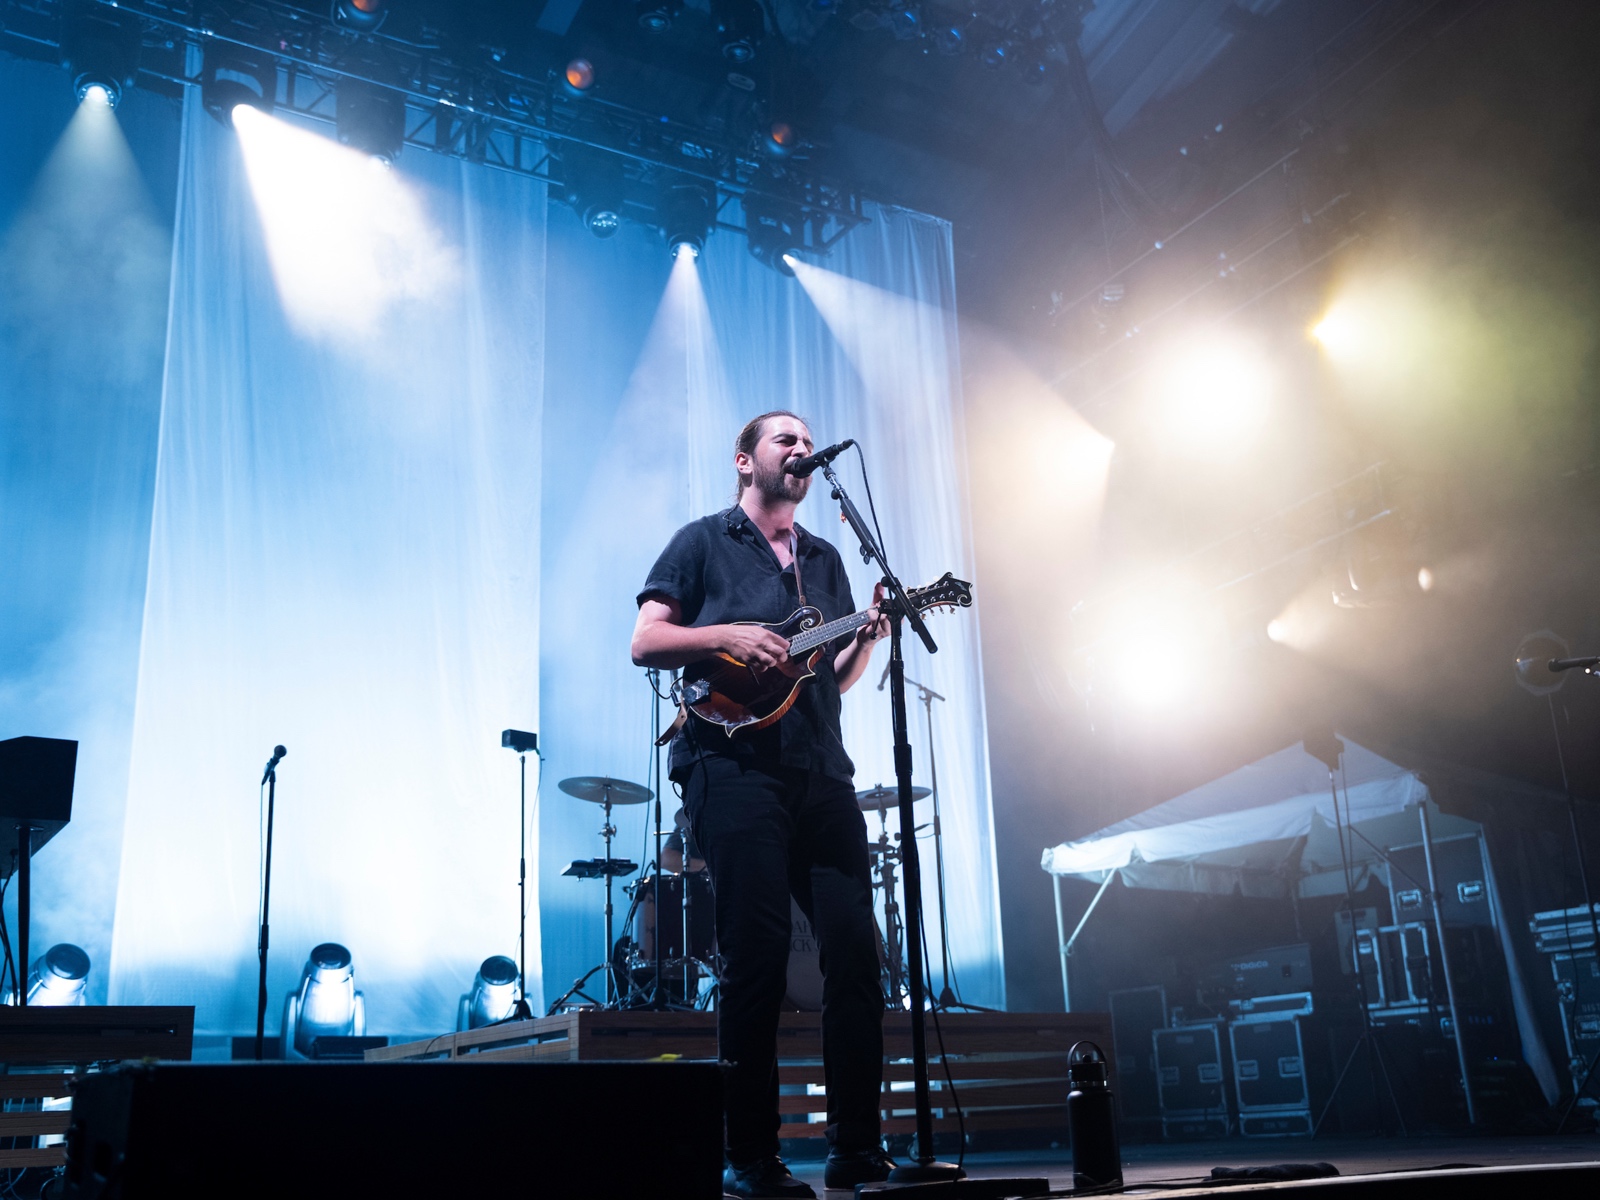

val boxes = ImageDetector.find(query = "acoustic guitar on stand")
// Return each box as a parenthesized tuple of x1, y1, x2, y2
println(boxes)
(668, 572, 973, 737)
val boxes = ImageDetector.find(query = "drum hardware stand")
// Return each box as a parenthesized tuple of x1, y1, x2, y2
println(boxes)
(1306, 732, 1409, 1137)
(825, 459, 1024, 1194)
(870, 810, 906, 1006)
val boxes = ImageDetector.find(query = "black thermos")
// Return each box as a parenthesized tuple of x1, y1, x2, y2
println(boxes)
(1067, 1040, 1122, 1190)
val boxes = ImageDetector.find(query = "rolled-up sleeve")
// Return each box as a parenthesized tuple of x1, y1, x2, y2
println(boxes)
(638, 521, 708, 623)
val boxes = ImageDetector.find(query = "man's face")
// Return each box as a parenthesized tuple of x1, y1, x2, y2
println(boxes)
(741, 416, 814, 505)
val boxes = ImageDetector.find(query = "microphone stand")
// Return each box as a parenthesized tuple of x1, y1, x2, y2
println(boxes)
(824, 460, 1003, 1192)
(255, 751, 282, 1061)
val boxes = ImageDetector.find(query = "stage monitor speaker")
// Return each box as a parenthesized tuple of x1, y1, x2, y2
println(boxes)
(62, 1060, 722, 1199)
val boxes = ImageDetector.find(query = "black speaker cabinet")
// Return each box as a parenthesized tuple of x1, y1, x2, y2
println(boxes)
(62, 1060, 722, 1199)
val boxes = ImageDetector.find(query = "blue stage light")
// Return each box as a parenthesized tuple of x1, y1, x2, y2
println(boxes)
(26, 944, 90, 1007)
(281, 943, 367, 1058)
(457, 955, 520, 1030)
(62, 5, 140, 109)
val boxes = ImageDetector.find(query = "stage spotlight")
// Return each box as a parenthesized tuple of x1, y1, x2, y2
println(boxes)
(201, 47, 276, 128)
(1152, 336, 1271, 454)
(981, 40, 1014, 68)
(333, 0, 387, 32)
(564, 58, 597, 93)
(558, 145, 627, 238)
(61, 3, 140, 109)
(336, 79, 406, 165)
(661, 178, 714, 259)
(636, 0, 683, 32)
(1266, 619, 1287, 644)
(457, 955, 520, 1030)
(745, 194, 803, 276)
(25, 944, 90, 1007)
(764, 120, 798, 157)
(281, 942, 367, 1059)
(1417, 566, 1435, 592)
(887, 6, 920, 39)
(711, 0, 765, 62)
(935, 23, 966, 55)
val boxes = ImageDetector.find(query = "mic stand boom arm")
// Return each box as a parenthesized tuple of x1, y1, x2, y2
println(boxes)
(820, 460, 960, 1184)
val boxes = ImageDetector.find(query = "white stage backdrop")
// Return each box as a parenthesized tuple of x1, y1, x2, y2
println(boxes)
(108, 97, 545, 1035)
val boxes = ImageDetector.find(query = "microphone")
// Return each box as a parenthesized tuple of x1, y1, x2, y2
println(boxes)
(262, 744, 286, 785)
(1549, 656, 1600, 673)
(785, 439, 856, 478)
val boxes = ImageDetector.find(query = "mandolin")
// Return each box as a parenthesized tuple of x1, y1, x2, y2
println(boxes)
(671, 573, 974, 737)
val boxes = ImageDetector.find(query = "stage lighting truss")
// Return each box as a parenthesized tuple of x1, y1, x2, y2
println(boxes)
(14, 0, 870, 258)
(60, 1, 140, 107)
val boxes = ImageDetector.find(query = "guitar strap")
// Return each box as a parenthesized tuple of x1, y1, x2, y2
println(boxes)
(654, 530, 806, 748)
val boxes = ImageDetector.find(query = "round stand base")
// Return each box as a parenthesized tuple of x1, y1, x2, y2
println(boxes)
(887, 1161, 965, 1184)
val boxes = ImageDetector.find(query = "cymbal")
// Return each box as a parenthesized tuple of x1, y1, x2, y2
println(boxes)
(559, 776, 653, 805)
(856, 783, 932, 811)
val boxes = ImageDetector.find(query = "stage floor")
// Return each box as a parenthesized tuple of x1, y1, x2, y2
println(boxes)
(794, 1135, 1600, 1193)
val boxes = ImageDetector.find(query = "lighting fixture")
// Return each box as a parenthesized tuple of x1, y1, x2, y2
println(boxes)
(333, 0, 387, 32)
(636, 0, 683, 32)
(661, 178, 714, 259)
(764, 120, 798, 158)
(281, 942, 366, 1059)
(337, 79, 406, 165)
(457, 955, 520, 1030)
(711, 0, 764, 62)
(559, 146, 627, 239)
(744, 194, 803, 277)
(201, 47, 276, 128)
(61, 3, 140, 108)
(564, 58, 597, 93)
(25, 944, 91, 1007)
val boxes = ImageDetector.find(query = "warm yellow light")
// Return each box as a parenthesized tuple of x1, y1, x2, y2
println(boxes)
(1417, 566, 1434, 591)
(1152, 335, 1272, 453)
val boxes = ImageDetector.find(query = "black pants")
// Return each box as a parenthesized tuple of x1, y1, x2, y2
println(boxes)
(682, 752, 884, 1163)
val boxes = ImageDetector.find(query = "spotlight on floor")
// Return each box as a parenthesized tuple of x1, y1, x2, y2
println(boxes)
(26, 944, 91, 1007)
(61, 3, 140, 108)
(711, 0, 765, 62)
(661, 178, 714, 259)
(201, 47, 276, 128)
(457, 955, 520, 1030)
(744, 194, 803, 277)
(333, 0, 387, 32)
(558, 145, 627, 239)
(636, 0, 683, 32)
(564, 58, 597, 94)
(281, 942, 367, 1059)
(336, 79, 405, 165)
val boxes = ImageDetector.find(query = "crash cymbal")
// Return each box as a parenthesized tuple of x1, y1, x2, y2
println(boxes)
(855, 783, 932, 811)
(558, 776, 653, 805)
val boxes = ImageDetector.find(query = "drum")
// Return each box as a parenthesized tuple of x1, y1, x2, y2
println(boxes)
(636, 871, 717, 962)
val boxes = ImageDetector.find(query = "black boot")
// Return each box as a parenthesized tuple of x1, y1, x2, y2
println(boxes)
(724, 1156, 818, 1199)
(823, 1147, 897, 1190)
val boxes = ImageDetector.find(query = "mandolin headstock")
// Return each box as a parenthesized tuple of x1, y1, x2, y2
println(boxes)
(897, 572, 974, 616)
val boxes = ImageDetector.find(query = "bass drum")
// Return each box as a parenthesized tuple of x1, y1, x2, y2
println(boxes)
(783, 898, 891, 1011)
(785, 897, 824, 1011)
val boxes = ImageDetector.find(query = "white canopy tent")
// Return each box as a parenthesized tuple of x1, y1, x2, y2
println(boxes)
(1041, 736, 1560, 1112)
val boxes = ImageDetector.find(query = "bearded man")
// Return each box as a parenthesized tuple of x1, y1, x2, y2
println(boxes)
(632, 411, 894, 1198)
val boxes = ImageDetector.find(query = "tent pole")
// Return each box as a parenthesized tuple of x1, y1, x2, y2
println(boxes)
(1419, 800, 1478, 1126)
(1060, 870, 1117, 1013)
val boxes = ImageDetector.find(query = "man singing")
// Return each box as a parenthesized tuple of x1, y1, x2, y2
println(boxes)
(632, 411, 894, 1198)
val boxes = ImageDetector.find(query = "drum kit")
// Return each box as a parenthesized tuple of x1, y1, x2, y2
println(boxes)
(545, 773, 953, 1014)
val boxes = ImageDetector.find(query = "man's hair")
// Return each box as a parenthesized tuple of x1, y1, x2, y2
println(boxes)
(734, 409, 809, 500)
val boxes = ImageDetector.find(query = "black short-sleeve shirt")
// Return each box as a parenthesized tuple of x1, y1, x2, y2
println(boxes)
(638, 505, 859, 783)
